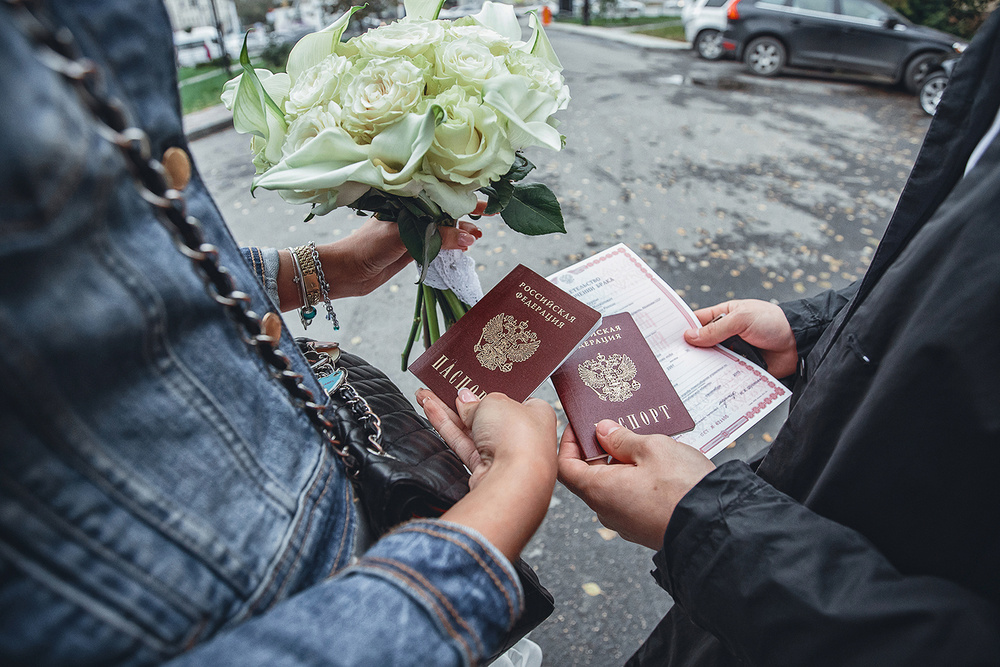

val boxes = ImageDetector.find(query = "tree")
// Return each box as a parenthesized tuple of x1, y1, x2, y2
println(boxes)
(883, 0, 990, 39)
(234, 0, 274, 25)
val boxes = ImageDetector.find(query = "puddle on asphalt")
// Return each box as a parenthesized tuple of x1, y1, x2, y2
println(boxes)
(656, 74, 753, 91)
(690, 76, 751, 91)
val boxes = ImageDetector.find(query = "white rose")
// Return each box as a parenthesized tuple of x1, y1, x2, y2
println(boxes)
(416, 88, 515, 218)
(506, 50, 570, 110)
(432, 36, 506, 94)
(424, 88, 514, 186)
(340, 57, 428, 142)
(353, 18, 445, 60)
(282, 102, 343, 158)
(284, 55, 354, 117)
(483, 73, 562, 151)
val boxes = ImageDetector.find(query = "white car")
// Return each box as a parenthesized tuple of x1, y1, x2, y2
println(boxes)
(174, 28, 224, 68)
(572, 0, 645, 18)
(681, 0, 731, 60)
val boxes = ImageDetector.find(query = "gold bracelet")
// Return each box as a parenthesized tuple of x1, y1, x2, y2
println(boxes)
(292, 244, 322, 307)
(288, 245, 318, 328)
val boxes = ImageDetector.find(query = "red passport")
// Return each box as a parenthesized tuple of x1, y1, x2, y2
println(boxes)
(551, 312, 694, 460)
(410, 264, 602, 403)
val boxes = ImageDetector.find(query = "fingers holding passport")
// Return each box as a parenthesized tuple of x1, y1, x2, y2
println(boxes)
(420, 388, 559, 561)
(415, 388, 558, 490)
(558, 420, 715, 550)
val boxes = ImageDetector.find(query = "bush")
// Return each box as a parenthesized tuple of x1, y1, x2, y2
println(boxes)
(884, 0, 989, 39)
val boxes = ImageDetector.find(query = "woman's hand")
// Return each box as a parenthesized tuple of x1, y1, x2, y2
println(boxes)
(276, 203, 485, 309)
(417, 388, 558, 562)
(558, 420, 715, 550)
(318, 216, 483, 300)
(683, 299, 798, 378)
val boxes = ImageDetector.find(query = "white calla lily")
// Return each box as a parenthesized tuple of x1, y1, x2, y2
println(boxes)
(524, 10, 562, 70)
(286, 6, 364, 84)
(404, 0, 446, 20)
(251, 105, 441, 207)
(471, 2, 523, 44)
(226, 52, 290, 165)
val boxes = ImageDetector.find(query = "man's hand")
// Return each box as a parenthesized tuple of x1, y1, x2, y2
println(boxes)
(558, 420, 715, 550)
(684, 299, 798, 378)
(417, 388, 558, 561)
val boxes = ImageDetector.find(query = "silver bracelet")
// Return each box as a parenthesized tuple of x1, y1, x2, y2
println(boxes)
(308, 241, 339, 331)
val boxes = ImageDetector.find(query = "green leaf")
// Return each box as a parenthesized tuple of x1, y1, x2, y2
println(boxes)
(397, 211, 442, 283)
(396, 208, 425, 265)
(480, 178, 514, 215)
(421, 222, 442, 280)
(500, 183, 566, 236)
(404, 0, 446, 19)
(505, 154, 535, 182)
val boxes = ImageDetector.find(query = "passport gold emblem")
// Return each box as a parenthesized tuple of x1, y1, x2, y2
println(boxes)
(475, 313, 541, 372)
(578, 353, 641, 402)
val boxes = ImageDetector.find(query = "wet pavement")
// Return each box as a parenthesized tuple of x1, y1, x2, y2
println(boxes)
(189, 27, 933, 665)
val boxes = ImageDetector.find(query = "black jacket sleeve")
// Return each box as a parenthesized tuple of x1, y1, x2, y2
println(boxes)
(650, 462, 1000, 666)
(778, 282, 858, 361)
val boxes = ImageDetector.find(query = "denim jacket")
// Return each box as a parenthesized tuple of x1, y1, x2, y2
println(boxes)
(0, 1, 522, 664)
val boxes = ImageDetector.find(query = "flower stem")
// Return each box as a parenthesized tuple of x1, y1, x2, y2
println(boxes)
(401, 283, 425, 371)
(423, 284, 441, 343)
(441, 289, 468, 320)
(435, 288, 458, 328)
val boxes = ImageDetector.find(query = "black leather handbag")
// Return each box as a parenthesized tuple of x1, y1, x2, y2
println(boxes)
(302, 342, 555, 660)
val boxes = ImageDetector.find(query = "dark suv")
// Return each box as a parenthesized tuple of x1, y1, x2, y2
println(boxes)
(721, 0, 967, 91)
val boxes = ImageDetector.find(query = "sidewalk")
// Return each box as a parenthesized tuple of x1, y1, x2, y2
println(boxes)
(181, 21, 690, 141)
(184, 102, 234, 142)
(543, 19, 690, 51)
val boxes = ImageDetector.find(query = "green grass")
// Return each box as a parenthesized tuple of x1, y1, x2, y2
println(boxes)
(634, 23, 688, 40)
(556, 14, 681, 27)
(177, 50, 287, 114)
(179, 69, 232, 114)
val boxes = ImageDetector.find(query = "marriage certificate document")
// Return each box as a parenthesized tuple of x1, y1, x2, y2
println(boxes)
(548, 244, 790, 459)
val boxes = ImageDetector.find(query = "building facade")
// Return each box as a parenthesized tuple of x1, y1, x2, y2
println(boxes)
(163, 0, 241, 33)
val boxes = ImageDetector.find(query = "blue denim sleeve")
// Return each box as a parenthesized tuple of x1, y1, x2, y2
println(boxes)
(167, 519, 524, 666)
(240, 246, 282, 308)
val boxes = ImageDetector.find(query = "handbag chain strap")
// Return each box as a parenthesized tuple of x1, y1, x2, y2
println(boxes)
(5, 0, 384, 473)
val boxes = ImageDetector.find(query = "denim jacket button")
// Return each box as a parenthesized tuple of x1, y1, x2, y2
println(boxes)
(163, 146, 191, 190)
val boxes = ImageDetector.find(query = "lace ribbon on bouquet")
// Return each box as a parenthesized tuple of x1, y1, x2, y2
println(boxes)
(421, 250, 484, 307)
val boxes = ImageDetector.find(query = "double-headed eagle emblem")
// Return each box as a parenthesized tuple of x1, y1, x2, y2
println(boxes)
(475, 313, 540, 372)
(578, 353, 641, 402)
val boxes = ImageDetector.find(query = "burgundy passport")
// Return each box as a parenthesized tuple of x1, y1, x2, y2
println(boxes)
(410, 264, 602, 403)
(551, 312, 694, 460)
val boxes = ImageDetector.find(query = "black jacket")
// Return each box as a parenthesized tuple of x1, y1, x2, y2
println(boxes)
(630, 12, 1000, 666)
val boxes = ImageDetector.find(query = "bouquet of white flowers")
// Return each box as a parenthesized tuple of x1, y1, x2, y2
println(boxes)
(223, 0, 569, 367)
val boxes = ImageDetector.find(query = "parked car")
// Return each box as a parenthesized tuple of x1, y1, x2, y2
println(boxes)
(174, 28, 224, 68)
(572, 0, 646, 17)
(682, 0, 732, 59)
(721, 0, 967, 92)
(918, 56, 957, 115)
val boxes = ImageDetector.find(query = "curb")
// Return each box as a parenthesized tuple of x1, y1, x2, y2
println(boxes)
(183, 104, 234, 142)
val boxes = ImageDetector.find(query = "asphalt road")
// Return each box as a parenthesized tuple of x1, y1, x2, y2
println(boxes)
(190, 28, 933, 665)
